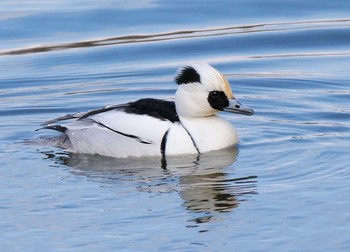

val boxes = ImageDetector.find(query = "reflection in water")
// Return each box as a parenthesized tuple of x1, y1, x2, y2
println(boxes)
(43, 146, 257, 226)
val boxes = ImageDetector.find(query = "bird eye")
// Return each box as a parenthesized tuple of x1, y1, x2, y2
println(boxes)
(210, 91, 219, 98)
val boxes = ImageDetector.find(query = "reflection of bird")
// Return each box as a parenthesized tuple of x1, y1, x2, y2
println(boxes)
(180, 172, 257, 218)
(181, 172, 240, 224)
(42, 147, 257, 224)
(39, 63, 254, 158)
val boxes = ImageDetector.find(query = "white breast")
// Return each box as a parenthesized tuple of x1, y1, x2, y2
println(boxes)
(164, 122, 198, 155)
(178, 115, 239, 153)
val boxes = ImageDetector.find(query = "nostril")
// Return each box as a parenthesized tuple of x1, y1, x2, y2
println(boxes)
(235, 105, 240, 108)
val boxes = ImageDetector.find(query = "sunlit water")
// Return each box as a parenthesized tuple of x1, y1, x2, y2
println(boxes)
(1, 1, 350, 251)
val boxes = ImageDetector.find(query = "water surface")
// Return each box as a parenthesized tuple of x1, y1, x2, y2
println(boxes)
(1, 1, 350, 251)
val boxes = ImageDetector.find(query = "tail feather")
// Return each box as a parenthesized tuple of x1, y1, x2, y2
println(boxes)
(36, 124, 67, 133)
(41, 113, 79, 126)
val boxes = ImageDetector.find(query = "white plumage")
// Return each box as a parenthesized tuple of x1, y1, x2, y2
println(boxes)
(39, 63, 254, 158)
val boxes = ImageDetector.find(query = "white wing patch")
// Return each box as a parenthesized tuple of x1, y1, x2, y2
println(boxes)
(90, 110, 171, 144)
(60, 110, 173, 157)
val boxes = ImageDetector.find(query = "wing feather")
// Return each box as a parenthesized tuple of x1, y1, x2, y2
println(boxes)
(41, 104, 125, 125)
(40, 99, 179, 157)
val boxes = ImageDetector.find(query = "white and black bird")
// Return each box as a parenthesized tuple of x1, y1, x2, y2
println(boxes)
(39, 63, 254, 158)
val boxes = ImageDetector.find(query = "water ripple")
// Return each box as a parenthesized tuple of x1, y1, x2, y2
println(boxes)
(2, 18, 350, 56)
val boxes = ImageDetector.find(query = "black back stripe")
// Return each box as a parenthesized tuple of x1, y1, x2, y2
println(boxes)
(94, 121, 153, 144)
(123, 99, 179, 123)
(78, 99, 179, 123)
(79, 104, 123, 120)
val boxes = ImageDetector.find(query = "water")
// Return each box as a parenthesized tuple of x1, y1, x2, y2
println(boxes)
(1, 1, 350, 251)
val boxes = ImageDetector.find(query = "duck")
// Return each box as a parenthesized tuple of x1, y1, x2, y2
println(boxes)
(39, 63, 254, 158)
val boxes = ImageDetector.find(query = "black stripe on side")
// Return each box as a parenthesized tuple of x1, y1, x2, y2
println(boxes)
(160, 129, 169, 157)
(181, 123, 200, 155)
(160, 129, 170, 170)
(94, 121, 153, 144)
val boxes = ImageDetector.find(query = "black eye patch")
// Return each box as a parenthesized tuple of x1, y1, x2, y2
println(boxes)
(207, 91, 229, 111)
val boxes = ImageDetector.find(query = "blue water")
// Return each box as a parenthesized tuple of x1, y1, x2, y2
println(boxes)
(1, 1, 350, 251)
